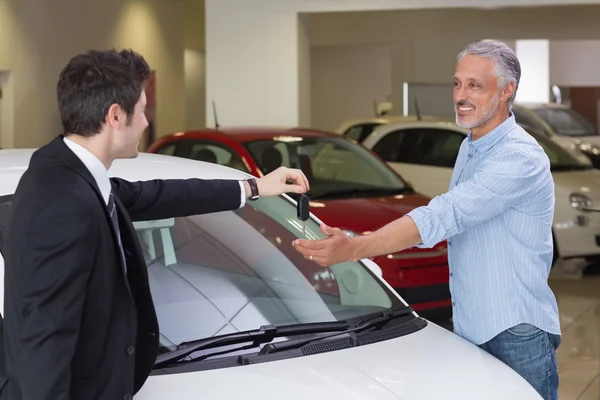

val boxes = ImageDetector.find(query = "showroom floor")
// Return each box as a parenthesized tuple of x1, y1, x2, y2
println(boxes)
(435, 264, 600, 399)
(549, 267, 599, 400)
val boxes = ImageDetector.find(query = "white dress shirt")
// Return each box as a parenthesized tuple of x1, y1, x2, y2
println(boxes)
(62, 137, 247, 208)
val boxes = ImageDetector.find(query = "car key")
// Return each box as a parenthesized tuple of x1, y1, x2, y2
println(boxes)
(297, 194, 310, 238)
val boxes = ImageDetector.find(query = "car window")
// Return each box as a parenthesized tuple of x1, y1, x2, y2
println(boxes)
(532, 107, 597, 137)
(0, 194, 407, 360)
(244, 137, 409, 199)
(512, 108, 544, 133)
(155, 143, 177, 156)
(344, 123, 381, 143)
(186, 142, 250, 173)
(373, 128, 464, 168)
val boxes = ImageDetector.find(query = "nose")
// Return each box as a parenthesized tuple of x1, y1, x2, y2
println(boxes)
(454, 85, 467, 103)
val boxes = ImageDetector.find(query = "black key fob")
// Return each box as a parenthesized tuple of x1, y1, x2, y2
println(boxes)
(297, 194, 309, 221)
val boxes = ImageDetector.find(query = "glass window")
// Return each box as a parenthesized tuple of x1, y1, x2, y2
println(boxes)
(512, 108, 544, 133)
(344, 123, 381, 143)
(533, 108, 597, 137)
(244, 137, 410, 199)
(372, 128, 464, 168)
(155, 143, 177, 156)
(0, 194, 407, 360)
(187, 142, 250, 173)
(345, 126, 363, 141)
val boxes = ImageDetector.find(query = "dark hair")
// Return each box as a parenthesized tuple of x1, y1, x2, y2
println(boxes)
(57, 48, 151, 136)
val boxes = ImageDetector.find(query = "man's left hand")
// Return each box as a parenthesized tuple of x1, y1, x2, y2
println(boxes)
(293, 223, 357, 267)
(256, 166, 310, 197)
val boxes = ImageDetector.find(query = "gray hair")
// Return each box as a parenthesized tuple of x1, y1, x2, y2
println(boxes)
(457, 40, 521, 109)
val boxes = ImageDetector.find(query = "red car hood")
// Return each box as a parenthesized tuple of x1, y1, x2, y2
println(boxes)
(309, 193, 432, 234)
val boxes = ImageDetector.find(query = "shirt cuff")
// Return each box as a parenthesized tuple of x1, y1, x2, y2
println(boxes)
(406, 207, 440, 249)
(239, 181, 246, 209)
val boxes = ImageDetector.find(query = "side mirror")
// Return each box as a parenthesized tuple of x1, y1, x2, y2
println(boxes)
(361, 258, 383, 278)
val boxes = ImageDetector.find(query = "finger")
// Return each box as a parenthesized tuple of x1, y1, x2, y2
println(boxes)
(284, 184, 306, 194)
(293, 239, 327, 251)
(286, 169, 309, 191)
(320, 223, 342, 236)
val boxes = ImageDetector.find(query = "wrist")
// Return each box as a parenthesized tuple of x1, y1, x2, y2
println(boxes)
(243, 180, 251, 198)
(349, 236, 366, 261)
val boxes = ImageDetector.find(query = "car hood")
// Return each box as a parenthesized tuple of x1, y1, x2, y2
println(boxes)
(553, 168, 600, 201)
(309, 193, 431, 234)
(137, 322, 541, 400)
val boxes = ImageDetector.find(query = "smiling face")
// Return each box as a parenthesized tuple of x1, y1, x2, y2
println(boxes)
(453, 54, 514, 138)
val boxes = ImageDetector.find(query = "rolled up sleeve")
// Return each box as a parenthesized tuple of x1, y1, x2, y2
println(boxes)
(406, 147, 547, 248)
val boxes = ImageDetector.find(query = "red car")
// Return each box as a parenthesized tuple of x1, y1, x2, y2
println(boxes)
(147, 127, 451, 320)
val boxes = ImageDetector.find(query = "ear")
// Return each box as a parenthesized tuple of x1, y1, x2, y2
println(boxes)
(106, 103, 124, 130)
(502, 81, 515, 103)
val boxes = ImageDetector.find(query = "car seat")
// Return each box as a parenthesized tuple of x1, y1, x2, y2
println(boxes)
(192, 148, 217, 164)
(260, 147, 282, 174)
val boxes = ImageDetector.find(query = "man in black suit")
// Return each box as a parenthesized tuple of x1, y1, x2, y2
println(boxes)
(0, 49, 309, 400)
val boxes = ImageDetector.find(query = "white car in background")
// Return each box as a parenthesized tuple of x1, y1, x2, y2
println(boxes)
(357, 120, 600, 270)
(0, 149, 543, 400)
(512, 102, 600, 167)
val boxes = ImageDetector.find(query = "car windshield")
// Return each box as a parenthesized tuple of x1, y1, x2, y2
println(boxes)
(0, 193, 408, 364)
(524, 128, 592, 171)
(244, 136, 411, 199)
(533, 107, 597, 137)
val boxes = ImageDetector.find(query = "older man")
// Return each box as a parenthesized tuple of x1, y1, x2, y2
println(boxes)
(293, 40, 561, 400)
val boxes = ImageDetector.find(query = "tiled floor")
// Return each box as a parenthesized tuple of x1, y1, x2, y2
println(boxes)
(433, 265, 600, 399)
(549, 268, 600, 400)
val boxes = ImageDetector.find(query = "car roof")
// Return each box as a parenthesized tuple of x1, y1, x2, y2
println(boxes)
(373, 120, 469, 134)
(513, 102, 568, 110)
(334, 115, 448, 133)
(0, 149, 253, 196)
(164, 127, 340, 143)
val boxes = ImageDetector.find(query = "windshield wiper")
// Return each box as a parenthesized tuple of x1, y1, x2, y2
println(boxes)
(310, 187, 413, 200)
(153, 320, 350, 368)
(257, 307, 414, 355)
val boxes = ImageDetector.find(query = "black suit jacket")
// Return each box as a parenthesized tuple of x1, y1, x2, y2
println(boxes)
(0, 135, 244, 399)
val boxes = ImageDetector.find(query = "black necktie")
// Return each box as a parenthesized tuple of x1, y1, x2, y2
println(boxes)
(108, 192, 127, 273)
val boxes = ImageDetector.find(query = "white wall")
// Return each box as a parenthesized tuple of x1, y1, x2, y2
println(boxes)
(184, 0, 206, 130)
(550, 40, 600, 86)
(310, 44, 391, 131)
(0, 0, 186, 148)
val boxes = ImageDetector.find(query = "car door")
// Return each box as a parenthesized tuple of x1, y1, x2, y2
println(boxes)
(371, 128, 464, 198)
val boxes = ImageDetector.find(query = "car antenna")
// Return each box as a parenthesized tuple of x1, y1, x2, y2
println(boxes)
(414, 98, 421, 121)
(212, 101, 220, 129)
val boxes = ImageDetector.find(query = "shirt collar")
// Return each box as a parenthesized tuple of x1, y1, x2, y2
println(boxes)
(467, 111, 516, 153)
(63, 137, 112, 205)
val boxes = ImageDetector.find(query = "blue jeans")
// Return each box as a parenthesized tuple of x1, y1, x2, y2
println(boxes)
(478, 323, 561, 400)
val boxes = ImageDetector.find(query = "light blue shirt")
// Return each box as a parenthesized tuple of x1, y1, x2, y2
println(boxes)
(406, 113, 561, 345)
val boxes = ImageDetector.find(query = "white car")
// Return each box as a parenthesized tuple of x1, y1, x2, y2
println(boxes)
(357, 120, 600, 269)
(0, 149, 542, 400)
(512, 102, 600, 167)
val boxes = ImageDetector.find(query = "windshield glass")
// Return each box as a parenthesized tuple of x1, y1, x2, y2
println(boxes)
(130, 195, 405, 353)
(533, 108, 597, 136)
(523, 127, 592, 170)
(244, 136, 410, 199)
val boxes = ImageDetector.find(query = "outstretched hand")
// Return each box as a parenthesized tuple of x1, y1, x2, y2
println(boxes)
(257, 166, 310, 197)
(292, 223, 358, 267)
